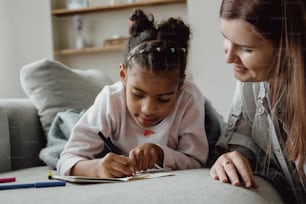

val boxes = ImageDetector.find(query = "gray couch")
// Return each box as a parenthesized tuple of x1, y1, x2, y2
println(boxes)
(0, 60, 284, 203)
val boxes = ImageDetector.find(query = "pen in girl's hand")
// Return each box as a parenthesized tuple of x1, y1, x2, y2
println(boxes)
(97, 131, 122, 155)
(98, 131, 114, 153)
(97, 131, 135, 175)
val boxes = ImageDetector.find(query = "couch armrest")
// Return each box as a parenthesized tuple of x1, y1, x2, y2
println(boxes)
(0, 105, 11, 172)
(0, 99, 46, 172)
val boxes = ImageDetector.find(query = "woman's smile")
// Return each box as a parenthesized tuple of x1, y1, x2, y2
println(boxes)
(233, 64, 248, 74)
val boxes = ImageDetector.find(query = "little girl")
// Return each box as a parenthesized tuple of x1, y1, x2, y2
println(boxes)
(57, 9, 208, 178)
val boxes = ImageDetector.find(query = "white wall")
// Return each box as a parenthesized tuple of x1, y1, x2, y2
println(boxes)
(53, 4, 187, 82)
(187, 0, 236, 118)
(0, 0, 235, 118)
(0, 0, 53, 98)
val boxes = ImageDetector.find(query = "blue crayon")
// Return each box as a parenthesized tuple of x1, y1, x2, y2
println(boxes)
(0, 181, 66, 190)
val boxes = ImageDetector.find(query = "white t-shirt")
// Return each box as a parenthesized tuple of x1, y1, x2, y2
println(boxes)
(57, 80, 208, 175)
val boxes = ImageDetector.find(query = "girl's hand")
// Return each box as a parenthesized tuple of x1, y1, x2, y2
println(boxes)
(209, 151, 258, 189)
(96, 153, 135, 178)
(129, 143, 164, 172)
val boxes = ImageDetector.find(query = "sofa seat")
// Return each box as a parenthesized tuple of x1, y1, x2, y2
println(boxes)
(0, 167, 283, 204)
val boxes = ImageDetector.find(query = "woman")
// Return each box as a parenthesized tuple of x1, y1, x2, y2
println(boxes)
(210, 0, 306, 203)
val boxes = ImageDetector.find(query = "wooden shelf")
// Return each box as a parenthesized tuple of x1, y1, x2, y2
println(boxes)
(52, 0, 186, 16)
(54, 45, 122, 56)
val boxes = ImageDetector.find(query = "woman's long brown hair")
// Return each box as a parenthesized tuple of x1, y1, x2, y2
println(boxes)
(220, 0, 306, 179)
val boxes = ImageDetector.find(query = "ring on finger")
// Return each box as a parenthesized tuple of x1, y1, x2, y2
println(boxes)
(223, 160, 232, 166)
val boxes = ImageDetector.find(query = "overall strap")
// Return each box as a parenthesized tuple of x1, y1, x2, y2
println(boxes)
(216, 82, 243, 150)
(216, 82, 262, 153)
(228, 83, 243, 128)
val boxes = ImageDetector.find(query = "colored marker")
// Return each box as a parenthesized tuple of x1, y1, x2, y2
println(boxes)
(98, 131, 114, 153)
(97, 131, 122, 155)
(0, 177, 16, 183)
(0, 181, 66, 190)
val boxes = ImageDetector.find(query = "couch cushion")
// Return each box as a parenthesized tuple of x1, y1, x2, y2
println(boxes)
(0, 167, 284, 204)
(0, 99, 46, 171)
(20, 59, 113, 137)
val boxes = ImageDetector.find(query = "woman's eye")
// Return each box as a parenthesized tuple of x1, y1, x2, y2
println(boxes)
(242, 47, 253, 53)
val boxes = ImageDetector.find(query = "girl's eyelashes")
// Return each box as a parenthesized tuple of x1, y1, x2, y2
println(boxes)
(131, 91, 172, 103)
(132, 92, 144, 99)
(158, 98, 171, 103)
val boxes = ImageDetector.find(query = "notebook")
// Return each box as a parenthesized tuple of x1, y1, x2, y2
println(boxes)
(49, 169, 174, 183)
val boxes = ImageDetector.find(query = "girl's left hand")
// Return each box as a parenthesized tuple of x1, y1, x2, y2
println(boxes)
(129, 143, 164, 172)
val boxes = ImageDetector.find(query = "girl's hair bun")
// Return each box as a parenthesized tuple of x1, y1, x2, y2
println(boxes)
(129, 9, 155, 36)
(124, 9, 190, 78)
(158, 17, 190, 49)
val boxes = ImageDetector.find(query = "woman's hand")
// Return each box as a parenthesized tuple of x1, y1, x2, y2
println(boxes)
(129, 143, 164, 172)
(210, 151, 258, 189)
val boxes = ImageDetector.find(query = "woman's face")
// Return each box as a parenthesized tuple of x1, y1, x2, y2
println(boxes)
(221, 18, 275, 82)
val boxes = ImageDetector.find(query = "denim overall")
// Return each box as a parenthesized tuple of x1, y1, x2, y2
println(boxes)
(216, 81, 306, 204)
